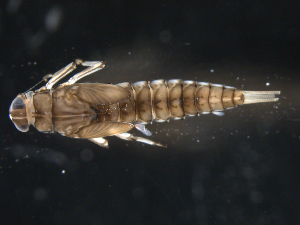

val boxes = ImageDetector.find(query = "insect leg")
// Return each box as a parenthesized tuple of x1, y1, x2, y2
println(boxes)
(88, 137, 109, 148)
(61, 60, 105, 86)
(45, 61, 78, 90)
(115, 133, 167, 148)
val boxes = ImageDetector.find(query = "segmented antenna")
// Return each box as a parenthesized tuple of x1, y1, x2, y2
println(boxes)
(242, 91, 281, 104)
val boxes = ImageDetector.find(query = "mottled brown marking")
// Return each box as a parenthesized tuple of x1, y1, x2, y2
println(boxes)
(182, 81, 197, 115)
(117, 82, 136, 123)
(132, 81, 152, 123)
(209, 86, 224, 111)
(168, 80, 184, 119)
(195, 84, 211, 112)
(150, 80, 170, 121)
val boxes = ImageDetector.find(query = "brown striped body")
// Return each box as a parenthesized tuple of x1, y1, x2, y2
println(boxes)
(114, 80, 244, 124)
(9, 59, 280, 148)
(37, 80, 244, 135)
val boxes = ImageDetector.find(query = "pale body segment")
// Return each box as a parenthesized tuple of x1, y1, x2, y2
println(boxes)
(9, 60, 280, 148)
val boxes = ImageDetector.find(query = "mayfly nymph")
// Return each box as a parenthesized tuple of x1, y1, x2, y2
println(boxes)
(9, 59, 280, 148)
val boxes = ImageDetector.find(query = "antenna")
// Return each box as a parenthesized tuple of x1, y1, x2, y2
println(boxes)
(24, 74, 53, 93)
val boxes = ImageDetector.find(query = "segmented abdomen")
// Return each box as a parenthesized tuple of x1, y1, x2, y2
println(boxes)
(117, 80, 244, 124)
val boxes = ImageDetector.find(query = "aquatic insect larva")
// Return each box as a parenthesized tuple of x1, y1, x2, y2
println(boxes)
(9, 59, 280, 148)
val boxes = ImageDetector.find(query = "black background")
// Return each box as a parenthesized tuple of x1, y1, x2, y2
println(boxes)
(1, 1, 300, 224)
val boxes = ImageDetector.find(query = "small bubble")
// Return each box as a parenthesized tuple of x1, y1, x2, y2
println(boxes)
(266, 82, 270, 86)
(62, 170, 65, 174)
(210, 69, 214, 73)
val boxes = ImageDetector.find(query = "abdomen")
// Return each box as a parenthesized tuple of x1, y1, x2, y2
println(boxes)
(117, 80, 244, 124)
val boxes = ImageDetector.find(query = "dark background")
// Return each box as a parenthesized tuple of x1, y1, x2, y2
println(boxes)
(1, 1, 300, 224)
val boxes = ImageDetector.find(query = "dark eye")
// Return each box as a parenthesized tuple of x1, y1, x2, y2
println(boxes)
(11, 97, 26, 110)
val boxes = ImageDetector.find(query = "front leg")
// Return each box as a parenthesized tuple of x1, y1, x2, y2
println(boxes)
(39, 59, 105, 91)
(39, 61, 77, 90)
(61, 60, 105, 86)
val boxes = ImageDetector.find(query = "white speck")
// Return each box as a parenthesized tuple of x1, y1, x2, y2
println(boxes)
(210, 69, 214, 73)
(266, 82, 270, 86)
(128, 52, 131, 55)
(236, 77, 240, 80)
(62, 170, 65, 174)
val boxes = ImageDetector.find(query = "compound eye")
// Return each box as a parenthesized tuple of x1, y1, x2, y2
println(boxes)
(10, 97, 26, 111)
(9, 95, 29, 132)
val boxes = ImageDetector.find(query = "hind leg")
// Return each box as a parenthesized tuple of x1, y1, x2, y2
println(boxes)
(115, 133, 167, 148)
